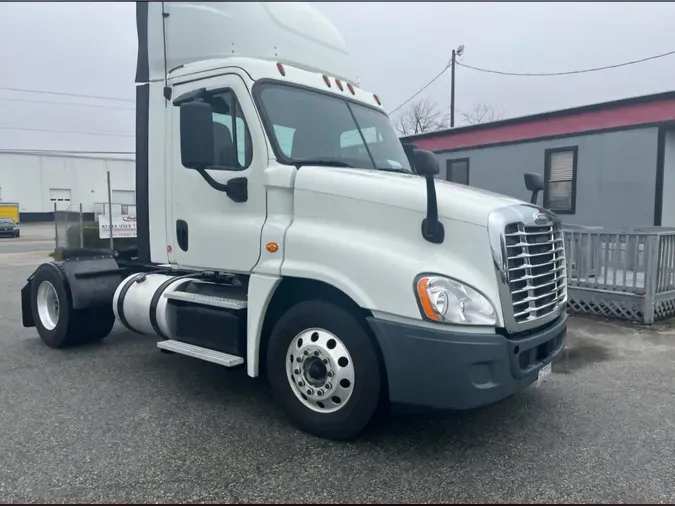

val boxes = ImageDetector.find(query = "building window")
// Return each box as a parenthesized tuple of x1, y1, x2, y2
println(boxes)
(446, 158, 469, 185)
(544, 147, 578, 214)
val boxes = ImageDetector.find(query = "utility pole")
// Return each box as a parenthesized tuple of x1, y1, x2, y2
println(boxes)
(450, 45, 465, 128)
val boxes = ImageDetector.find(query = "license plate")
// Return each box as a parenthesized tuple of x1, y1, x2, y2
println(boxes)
(537, 362, 552, 381)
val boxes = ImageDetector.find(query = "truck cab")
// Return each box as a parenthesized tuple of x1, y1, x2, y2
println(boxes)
(20, 1, 567, 441)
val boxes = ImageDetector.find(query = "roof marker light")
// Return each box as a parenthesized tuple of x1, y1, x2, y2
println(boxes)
(373, 94, 381, 106)
(347, 83, 355, 95)
(335, 79, 344, 91)
(323, 74, 331, 87)
(277, 63, 286, 76)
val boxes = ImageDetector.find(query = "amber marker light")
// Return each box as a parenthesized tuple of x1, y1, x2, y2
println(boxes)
(266, 242, 279, 253)
(416, 277, 440, 321)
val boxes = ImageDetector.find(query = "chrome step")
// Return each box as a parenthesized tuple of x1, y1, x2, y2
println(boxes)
(157, 340, 244, 367)
(164, 291, 247, 310)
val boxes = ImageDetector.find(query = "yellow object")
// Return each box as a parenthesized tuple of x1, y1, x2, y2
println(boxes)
(0, 202, 19, 223)
(266, 242, 279, 253)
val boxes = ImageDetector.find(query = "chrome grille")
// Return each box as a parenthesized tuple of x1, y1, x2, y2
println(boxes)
(504, 222, 566, 324)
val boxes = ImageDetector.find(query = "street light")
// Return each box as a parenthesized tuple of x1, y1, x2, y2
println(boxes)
(450, 44, 464, 128)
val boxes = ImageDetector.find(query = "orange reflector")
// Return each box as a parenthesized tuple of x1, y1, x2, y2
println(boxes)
(373, 94, 381, 106)
(276, 63, 286, 76)
(322, 74, 331, 87)
(416, 277, 440, 321)
(347, 83, 355, 95)
(266, 242, 279, 253)
(335, 79, 344, 91)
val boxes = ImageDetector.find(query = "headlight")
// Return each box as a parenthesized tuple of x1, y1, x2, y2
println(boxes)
(415, 275, 497, 326)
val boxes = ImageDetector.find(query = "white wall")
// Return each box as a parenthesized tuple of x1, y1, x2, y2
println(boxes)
(0, 152, 135, 213)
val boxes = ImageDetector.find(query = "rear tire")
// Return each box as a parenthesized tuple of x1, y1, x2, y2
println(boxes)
(30, 264, 115, 348)
(267, 300, 383, 441)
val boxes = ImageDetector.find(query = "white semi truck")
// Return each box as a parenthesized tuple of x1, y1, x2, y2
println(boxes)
(20, 1, 567, 440)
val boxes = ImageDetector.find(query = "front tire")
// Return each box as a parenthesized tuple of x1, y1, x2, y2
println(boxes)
(267, 300, 383, 441)
(30, 264, 115, 348)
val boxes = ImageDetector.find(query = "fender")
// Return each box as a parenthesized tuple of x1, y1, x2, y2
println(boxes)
(246, 273, 281, 377)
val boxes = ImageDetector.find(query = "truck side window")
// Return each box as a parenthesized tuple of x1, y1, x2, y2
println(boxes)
(209, 90, 253, 170)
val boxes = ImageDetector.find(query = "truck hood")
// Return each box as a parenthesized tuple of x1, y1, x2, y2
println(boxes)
(294, 167, 526, 226)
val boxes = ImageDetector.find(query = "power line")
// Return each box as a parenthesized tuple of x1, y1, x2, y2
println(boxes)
(0, 148, 135, 155)
(0, 96, 135, 110)
(388, 66, 450, 115)
(0, 85, 135, 103)
(0, 125, 134, 137)
(457, 49, 675, 77)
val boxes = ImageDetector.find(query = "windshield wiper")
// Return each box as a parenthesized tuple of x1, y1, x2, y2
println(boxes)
(377, 167, 412, 174)
(292, 158, 354, 169)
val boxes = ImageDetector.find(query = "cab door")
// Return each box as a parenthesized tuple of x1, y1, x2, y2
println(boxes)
(168, 72, 267, 273)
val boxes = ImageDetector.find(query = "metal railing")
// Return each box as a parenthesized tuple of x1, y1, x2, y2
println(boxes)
(53, 202, 84, 250)
(563, 225, 675, 324)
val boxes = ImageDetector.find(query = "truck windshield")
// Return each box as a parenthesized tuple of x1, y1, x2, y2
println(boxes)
(255, 82, 412, 173)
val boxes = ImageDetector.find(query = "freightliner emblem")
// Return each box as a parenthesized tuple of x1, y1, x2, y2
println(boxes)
(534, 211, 549, 225)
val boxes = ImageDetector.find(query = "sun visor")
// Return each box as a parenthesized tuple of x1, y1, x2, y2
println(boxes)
(135, 1, 357, 84)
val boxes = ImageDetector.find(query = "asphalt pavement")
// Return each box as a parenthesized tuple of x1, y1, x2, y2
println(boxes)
(1, 230, 675, 503)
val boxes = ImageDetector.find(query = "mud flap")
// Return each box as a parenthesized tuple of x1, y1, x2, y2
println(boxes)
(21, 280, 34, 328)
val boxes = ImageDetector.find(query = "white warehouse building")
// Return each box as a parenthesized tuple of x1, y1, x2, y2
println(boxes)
(0, 151, 136, 222)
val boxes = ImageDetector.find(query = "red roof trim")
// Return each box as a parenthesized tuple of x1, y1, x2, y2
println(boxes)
(410, 97, 675, 152)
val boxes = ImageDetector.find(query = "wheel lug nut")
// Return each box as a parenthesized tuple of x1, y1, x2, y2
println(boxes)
(298, 381, 304, 387)
(296, 357, 302, 362)
(325, 383, 332, 390)
(294, 369, 300, 375)
(306, 388, 313, 395)
(304, 350, 309, 356)
(327, 371, 333, 377)
(314, 351, 319, 356)
(322, 358, 328, 364)
(317, 390, 324, 396)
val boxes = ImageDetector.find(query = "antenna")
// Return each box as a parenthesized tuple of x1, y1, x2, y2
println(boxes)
(161, 2, 172, 102)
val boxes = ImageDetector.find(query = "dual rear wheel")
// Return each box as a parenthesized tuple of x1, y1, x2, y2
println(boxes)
(30, 264, 115, 349)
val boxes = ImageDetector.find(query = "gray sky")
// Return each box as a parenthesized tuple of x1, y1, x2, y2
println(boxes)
(0, 1, 673, 153)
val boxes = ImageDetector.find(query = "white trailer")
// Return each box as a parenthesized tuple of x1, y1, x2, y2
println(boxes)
(20, 1, 568, 440)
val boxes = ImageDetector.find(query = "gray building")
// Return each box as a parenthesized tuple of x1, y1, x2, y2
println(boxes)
(403, 91, 675, 229)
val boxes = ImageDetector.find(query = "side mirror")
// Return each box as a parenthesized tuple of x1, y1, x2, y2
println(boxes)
(524, 172, 544, 205)
(412, 149, 440, 177)
(180, 101, 214, 169)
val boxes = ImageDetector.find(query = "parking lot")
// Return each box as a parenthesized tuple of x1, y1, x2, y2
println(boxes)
(1, 225, 675, 503)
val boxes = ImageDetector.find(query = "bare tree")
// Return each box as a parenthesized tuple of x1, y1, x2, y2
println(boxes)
(394, 98, 451, 136)
(461, 102, 503, 125)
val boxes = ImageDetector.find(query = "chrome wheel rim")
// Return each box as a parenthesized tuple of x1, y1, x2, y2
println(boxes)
(36, 281, 60, 331)
(286, 328, 355, 414)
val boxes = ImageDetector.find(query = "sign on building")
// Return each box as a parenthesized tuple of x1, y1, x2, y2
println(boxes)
(98, 214, 137, 239)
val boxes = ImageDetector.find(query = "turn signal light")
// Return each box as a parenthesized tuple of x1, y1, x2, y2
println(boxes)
(266, 242, 279, 253)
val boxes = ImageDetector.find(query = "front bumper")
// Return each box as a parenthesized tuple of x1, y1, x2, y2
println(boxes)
(368, 312, 567, 410)
(0, 228, 18, 237)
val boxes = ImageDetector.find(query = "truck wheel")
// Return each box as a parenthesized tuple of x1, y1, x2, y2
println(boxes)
(267, 300, 383, 441)
(30, 264, 115, 348)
